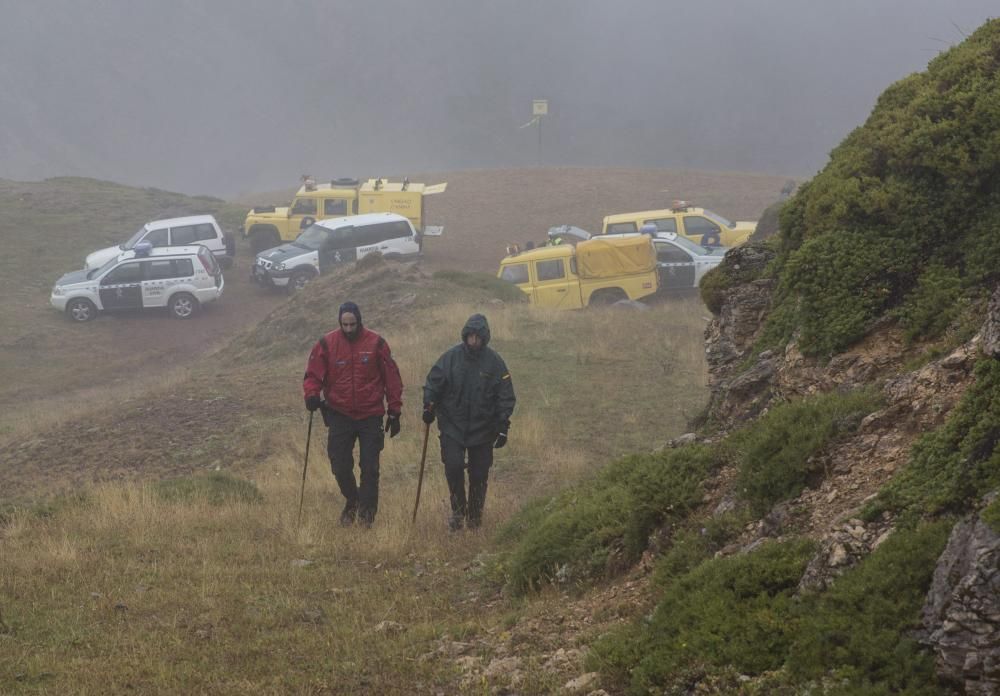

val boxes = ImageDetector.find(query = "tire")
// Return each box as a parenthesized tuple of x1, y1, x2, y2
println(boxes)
(288, 269, 314, 293)
(66, 297, 97, 322)
(249, 227, 281, 254)
(588, 288, 627, 306)
(168, 292, 199, 319)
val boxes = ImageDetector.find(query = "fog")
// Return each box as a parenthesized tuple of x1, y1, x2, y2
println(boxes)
(0, 1, 994, 197)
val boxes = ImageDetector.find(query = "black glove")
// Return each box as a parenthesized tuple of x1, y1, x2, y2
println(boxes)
(494, 421, 510, 449)
(385, 414, 401, 438)
(422, 403, 436, 425)
(305, 395, 322, 412)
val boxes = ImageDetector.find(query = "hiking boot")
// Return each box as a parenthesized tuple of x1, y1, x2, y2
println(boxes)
(340, 502, 358, 527)
(358, 508, 375, 529)
(448, 514, 465, 532)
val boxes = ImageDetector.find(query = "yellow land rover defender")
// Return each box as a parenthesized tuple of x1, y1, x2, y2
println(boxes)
(498, 235, 659, 310)
(601, 201, 757, 248)
(241, 176, 447, 253)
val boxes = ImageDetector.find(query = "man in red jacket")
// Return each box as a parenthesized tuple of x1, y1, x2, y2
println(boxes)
(303, 301, 403, 527)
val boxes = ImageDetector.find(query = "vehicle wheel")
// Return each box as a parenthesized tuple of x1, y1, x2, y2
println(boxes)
(588, 288, 627, 306)
(219, 255, 234, 269)
(249, 228, 280, 254)
(168, 292, 199, 319)
(288, 270, 314, 293)
(66, 297, 97, 322)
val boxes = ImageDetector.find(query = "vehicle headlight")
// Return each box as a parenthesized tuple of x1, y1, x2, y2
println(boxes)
(52, 286, 64, 296)
(272, 262, 285, 271)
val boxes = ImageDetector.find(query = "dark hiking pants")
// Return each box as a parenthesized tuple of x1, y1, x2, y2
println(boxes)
(441, 434, 493, 529)
(326, 411, 384, 526)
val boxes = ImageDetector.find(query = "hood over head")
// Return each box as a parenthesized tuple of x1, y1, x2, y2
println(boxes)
(339, 301, 362, 329)
(461, 313, 491, 347)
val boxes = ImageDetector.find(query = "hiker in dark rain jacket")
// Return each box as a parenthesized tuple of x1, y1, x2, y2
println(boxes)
(422, 314, 516, 530)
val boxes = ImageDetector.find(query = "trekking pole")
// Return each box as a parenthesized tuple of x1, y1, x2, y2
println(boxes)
(412, 421, 431, 524)
(297, 410, 315, 529)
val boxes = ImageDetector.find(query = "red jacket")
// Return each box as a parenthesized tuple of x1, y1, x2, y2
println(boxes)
(303, 327, 403, 420)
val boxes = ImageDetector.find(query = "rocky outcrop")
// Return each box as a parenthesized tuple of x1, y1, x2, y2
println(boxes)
(704, 244, 776, 382)
(798, 517, 894, 592)
(702, 267, 1000, 689)
(922, 503, 1000, 694)
(703, 244, 777, 426)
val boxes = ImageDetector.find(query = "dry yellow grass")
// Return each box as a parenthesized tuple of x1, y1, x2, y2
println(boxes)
(1, 296, 711, 693)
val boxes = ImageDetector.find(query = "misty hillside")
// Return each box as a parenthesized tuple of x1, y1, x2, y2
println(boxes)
(4, 17, 1000, 693)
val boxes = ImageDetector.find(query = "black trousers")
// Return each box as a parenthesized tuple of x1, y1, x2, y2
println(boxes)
(441, 434, 493, 528)
(326, 411, 384, 525)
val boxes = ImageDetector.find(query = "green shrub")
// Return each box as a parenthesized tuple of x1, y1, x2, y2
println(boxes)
(866, 359, 1000, 522)
(499, 445, 718, 595)
(760, 20, 1000, 357)
(590, 523, 950, 694)
(652, 510, 751, 587)
(698, 265, 730, 315)
(589, 538, 815, 694)
(774, 232, 915, 357)
(749, 200, 785, 243)
(728, 388, 882, 515)
(894, 263, 964, 343)
(152, 472, 263, 506)
(432, 269, 528, 304)
(787, 520, 951, 694)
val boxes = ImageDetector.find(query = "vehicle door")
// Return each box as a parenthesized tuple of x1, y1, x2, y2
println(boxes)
(168, 224, 198, 246)
(642, 217, 679, 235)
(679, 215, 723, 247)
(141, 258, 193, 307)
(187, 221, 222, 252)
(142, 227, 170, 248)
(290, 197, 319, 231)
(654, 240, 696, 290)
(322, 198, 350, 220)
(99, 261, 144, 311)
(361, 220, 415, 257)
(498, 261, 531, 301)
(532, 257, 580, 309)
(318, 226, 358, 271)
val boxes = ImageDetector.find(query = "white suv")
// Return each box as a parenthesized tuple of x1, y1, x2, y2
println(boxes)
(52, 243, 224, 321)
(85, 214, 235, 270)
(251, 212, 420, 291)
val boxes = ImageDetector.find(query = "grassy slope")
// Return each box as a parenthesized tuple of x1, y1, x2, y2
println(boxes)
(0, 176, 714, 692)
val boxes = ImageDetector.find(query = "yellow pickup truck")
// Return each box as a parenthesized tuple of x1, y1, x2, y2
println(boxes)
(601, 202, 756, 248)
(242, 176, 447, 253)
(497, 235, 659, 309)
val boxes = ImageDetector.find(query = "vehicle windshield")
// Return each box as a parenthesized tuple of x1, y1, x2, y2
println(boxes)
(668, 234, 713, 256)
(121, 225, 148, 249)
(702, 210, 735, 229)
(87, 254, 120, 279)
(293, 224, 330, 250)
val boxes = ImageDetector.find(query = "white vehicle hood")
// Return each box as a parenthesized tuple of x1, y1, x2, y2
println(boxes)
(85, 245, 123, 270)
